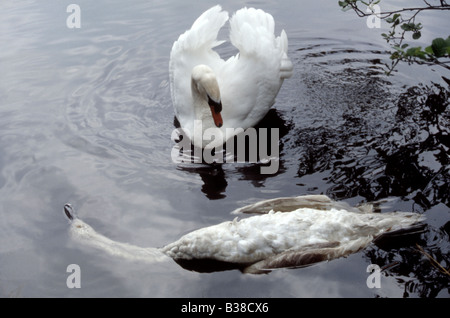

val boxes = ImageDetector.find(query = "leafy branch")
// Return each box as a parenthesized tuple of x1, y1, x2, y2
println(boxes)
(338, 0, 450, 75)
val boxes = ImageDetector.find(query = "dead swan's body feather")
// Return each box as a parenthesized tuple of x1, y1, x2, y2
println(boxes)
(65, 195, 425, 274)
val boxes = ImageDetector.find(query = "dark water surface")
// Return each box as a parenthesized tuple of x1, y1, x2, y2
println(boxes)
(1, 0, 448, 297)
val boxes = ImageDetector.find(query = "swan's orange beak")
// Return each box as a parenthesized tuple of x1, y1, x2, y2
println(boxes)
(208, 97, 223, 128)
(210, 106, 223, 128)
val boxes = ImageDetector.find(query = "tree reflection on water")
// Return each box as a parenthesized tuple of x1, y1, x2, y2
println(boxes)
(294, 80, 449, 297)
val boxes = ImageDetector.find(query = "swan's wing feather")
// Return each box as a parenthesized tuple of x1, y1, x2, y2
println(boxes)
(220, 8, 293, 127)
(231, 195, 361, 214)
(229, 7, 275, 57)
(278, 30, 294, 78)
(243, 235, 377, 274)
(229, 7, 292, 78)
(174, 5, 228, 52)
(243, 242, 344, 274)
(169, 5, 229, 127)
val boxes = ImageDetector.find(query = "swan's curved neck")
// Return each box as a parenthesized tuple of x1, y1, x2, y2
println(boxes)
(190, 65, 223, 130)
(191, 79, 215, 127)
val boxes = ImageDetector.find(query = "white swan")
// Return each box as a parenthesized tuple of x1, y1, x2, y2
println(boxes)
(64, 195, 425, 274)
(169, 5, 293, 149)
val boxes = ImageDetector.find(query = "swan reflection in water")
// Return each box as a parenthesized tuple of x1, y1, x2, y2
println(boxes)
(64, 195, 425, 274)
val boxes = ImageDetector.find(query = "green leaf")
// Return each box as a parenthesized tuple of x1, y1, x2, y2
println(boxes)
(390, 52, 400, 59)
(416, 51, 427, 60)
(424, 46, 434, 55)
(405, 48, 415, 57)
(401, 23, 414, 31)
(405, 47, 417, 56)
(386, 14, 401, 24)
(431, 37, 447, 57)
(401, 22, 422, 33)
(412, 31, 421, 40)
(338, 0, 354, 11)
(444, 36, 450, 46)
(405, 47, 428, 60)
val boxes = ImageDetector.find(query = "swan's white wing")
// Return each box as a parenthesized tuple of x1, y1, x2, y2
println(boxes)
(169, 5, 229, 131)
(219, 7, 293, 128)
(230, 195, 361, 214)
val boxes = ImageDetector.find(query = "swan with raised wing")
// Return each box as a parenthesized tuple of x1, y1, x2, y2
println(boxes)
(169, 5, 293, 149)
(64, 195, 425, 274)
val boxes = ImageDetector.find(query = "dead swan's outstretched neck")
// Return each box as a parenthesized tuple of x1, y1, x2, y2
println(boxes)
(64, 204, 168, 263)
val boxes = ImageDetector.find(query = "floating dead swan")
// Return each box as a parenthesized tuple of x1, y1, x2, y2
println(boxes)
(64, 195, 425, 274)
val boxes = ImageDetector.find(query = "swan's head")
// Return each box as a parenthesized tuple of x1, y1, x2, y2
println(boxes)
(191, 65, 223, 128)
